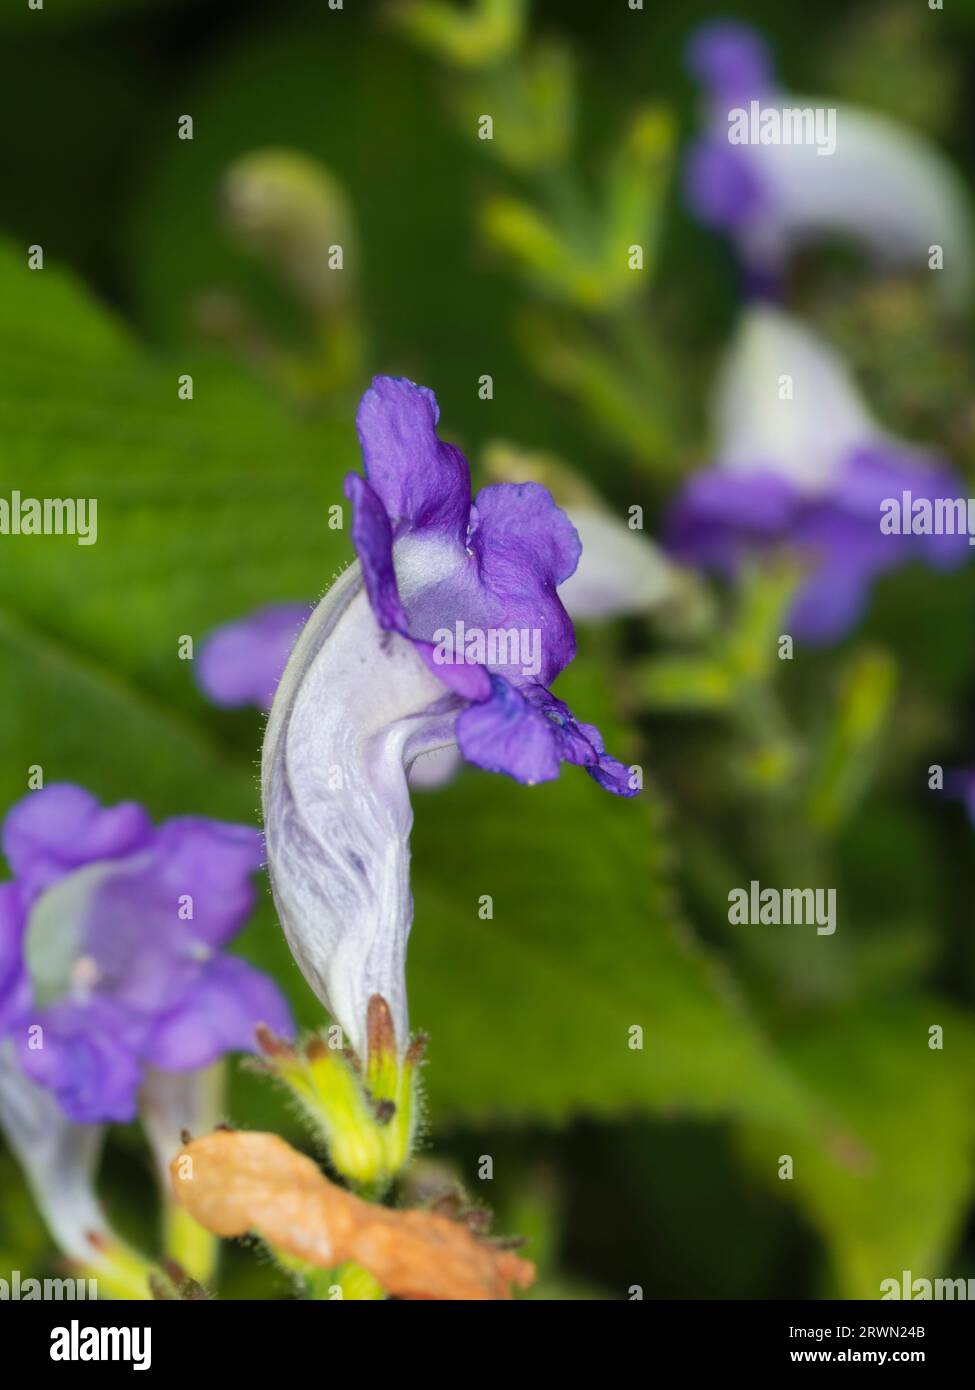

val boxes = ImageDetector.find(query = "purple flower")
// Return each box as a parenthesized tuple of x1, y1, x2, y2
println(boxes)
(684, 20, 972, 300)
(262, 376, 637, 1062)
(197, 469, 682, 724)
(942, 767, 975, 826)
(0, 783, 293, 1123)
(667, 307, 969, 642)
(348, 378, 636, 790)
(197, 602, 313, 711)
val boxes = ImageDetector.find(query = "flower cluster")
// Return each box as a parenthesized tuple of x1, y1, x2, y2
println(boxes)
(1, 783, 291, 1124)
(0, 783, 291, 1285)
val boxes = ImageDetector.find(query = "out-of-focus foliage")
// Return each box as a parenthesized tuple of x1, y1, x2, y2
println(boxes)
(0, 0, 170, 27)
(1, 0, 974, 1300)
(738, 1001, 975, 1298)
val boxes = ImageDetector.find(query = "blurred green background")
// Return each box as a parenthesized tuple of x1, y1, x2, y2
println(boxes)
(1, 0, 975, 1299)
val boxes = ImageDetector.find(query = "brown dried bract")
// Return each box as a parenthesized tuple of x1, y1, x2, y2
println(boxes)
(366, 994, 397, 1060)
(170, 1130, 535, 1301)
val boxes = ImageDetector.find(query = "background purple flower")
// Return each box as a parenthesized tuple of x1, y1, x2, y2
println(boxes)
(197, 602, 313, 710)
(683, 20, 972, 300)
(0, 783, 293, 1123)
(667, 308, 969, 642)
(942, 767, 975, 827)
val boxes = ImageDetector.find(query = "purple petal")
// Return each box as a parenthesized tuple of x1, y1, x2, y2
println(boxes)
(346, 442, 489, 692)
(523, 687, 639, 797)
(0, 883, 29, 1032)
(75, 818, 264, 1018)
(356, 376, 471, 545)
(2, 784, 152, 904)
(684, 138, 768, 233)
(142, 955, 294, 1071)
(345, 377, 636, 796)
(669, 439, 973, 644)
(344, 473, 491, 696)
(585, 749, 638, 796)
(668, 469, 800, 572)
(413, 638, 493, 700)
(345, 473, 410, 633)
(787, 555, 872, 643)
(134, 818, 265, 951)
(836, 446, 972, 569)
(685, 20, 775, 104)
(16, 998, 147, 1124)
(348, 436, 579, 694)
(197, 603, 312, 711)
(456, 677, 562, 785)
(467, 482, 581, 686)
(456, 676, 637, 796)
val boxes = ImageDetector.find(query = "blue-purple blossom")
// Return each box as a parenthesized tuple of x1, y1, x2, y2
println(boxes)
(0, 783, 293, 1124)
(262, 376, 636, 1062)
(197, 602, 313, 711)
(942, 768, 975, 827)
(197, 500, 675, 713)
(684, 20, 972, 299)
(341, 378, 641, 792)
(667, 307, 968, 642)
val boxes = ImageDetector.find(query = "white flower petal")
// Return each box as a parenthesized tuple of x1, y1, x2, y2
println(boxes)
(262, 561, 460, 1060)
(714, 305, 881, 492)
(408, 744, 464, 789)
(733, 101, 973, 299)
(0, 1042, 107, 1262)
(559, 507, 682, 619)
(139, 1062, 225, 1185)
(25, 860, 121, 1006)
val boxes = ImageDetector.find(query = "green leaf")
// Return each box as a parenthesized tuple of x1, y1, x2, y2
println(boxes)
(737, 1000, 975, 1297)
(410, 749, 813, 1126)
(0, 241, 815, 1131)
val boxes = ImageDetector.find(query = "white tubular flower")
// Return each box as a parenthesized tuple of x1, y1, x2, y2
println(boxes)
(558, 506, 685, 619)
(711, 306, 881, 495)
(262, 377, 637, 1065)
(685, 21, 973, 302)
(262, 560, 453, 1062)
(0, 1044, 108, 1266)
(667, 306, 969, 642)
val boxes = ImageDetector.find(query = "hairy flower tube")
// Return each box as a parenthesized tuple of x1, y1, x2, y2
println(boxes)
(666, 307, 968, 643)
(262, 376, 637, 1083)
(684, 20, 972, 299)
(0, 783, 293, 1286)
